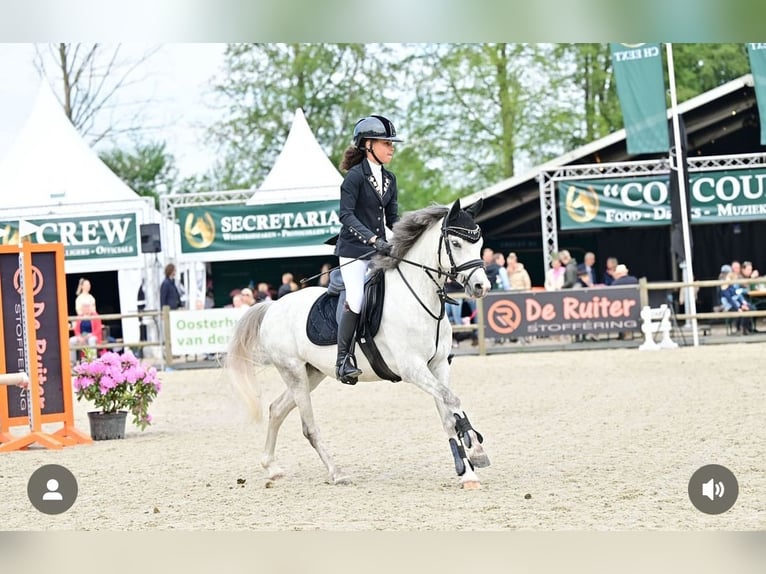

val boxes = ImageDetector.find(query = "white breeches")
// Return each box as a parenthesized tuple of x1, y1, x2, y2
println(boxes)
(339, 258, 369, 314)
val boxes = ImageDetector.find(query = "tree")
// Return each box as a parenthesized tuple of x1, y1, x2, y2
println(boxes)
(208, 43, 401, 189)
(100, 141, 178, 208)
(34, 43, 160, 145)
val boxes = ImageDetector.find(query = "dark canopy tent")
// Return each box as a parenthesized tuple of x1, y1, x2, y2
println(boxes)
(463, 75, 766, 310)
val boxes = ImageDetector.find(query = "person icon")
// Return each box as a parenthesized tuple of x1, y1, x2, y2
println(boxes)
(42, 478, 63, 501)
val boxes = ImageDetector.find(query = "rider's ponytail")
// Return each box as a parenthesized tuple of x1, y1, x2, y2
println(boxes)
(340, 145, 365, 171)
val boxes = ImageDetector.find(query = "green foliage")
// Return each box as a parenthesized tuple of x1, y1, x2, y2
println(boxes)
(99, 141, 178, 208)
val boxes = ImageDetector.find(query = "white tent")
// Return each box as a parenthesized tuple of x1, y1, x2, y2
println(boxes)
(245, 107, 342, 205)
(0, 83, 168, 345)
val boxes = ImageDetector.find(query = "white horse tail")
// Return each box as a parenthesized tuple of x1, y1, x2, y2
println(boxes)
(225, 301, 273, 422)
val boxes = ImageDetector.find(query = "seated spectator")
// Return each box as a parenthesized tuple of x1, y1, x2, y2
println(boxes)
(720, 270, 753, 335)
(507, 252, 531, 291)
(69, 301, 103, 363)
(741, 261, 764, 292)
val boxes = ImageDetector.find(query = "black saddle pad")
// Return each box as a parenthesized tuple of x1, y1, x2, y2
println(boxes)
(306, 270, 385, 346)
(306, 292, 341, 346)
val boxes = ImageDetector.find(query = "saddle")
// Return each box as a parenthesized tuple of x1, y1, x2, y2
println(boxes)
(306, 269, 401, 382)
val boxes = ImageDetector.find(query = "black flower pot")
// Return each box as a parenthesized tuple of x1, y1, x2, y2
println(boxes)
(87, 410, 128, 440)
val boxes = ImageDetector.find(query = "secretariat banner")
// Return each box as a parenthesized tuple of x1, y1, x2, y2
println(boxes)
(559, 168, 766, 230)
(177, 200, 341, 253)
(611, 43, 669, 154)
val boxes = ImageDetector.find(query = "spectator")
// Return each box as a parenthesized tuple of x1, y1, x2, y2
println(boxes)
(493, 253, 510, 290)
(318, 263, 332, 288)
(559, 250, 579, 289)
(239, 287, 256, 306)
(574, 263, 593, 288)
(69, 300, 103, 364)
(544, 253, 565, 291)
(720, 270, 753, 335)
(482, 248, 501, 289)
(610, 264, 638, 286)
(731, 260, 742, 279)
(75, 277, 96, 316)
(506, 252, 531, 291)
(160, 263, 182, 310)
(584, 252, 597, 285)
(741, 260, 763, 292)
(277, 273, 295, 299)
(603, 257, 618, 286)
(256, 282, 273, 302)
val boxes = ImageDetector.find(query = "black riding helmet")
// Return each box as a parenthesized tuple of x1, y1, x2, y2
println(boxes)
(353, 115, 404, 150)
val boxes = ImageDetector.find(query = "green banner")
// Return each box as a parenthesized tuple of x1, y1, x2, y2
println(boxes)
(0, 214, 138, 259)
(559, 168, 766, 229)
(611, 43, 669, 154)
(177, 200, 341, 253)
(747, 43, 766, 145)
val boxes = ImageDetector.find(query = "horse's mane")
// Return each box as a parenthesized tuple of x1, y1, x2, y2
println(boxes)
(372, 204, 449, 271)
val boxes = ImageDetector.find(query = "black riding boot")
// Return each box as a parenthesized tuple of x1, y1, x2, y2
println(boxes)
(336, 307, 363, 385)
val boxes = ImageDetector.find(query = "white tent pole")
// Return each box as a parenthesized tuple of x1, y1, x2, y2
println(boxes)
(666, 43, 699, 347)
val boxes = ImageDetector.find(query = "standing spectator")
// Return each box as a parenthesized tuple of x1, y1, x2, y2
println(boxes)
(69, 300, 103, 363)
(584, 252, 597, 285)
(277, 273, 295, 299)
(493, 253, 510, 290)
(610, 264, 638, 286)
(255, 282, 273, 302)
(603, 257, 618, 286)
(160, 263, 182, 310)
(506, 252, 531, 291)
(318, 263, 332, 288)
(482, 248, 500, 289)
(544, 253, 565, 291)
(75, 277, 96, 316)
(239, 287, 256, 306)
(559, 250, 579, 289)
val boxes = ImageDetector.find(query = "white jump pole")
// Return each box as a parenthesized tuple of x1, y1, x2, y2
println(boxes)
(0, 373, 29, 386)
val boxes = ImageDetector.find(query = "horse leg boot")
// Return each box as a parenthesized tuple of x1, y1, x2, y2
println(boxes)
(336, 305, 363, 385)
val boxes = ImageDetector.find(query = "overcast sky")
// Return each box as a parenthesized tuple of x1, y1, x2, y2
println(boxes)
(0, 43, 227, 179)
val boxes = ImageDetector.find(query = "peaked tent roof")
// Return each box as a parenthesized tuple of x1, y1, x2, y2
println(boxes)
(246, 108, 342, 205)
(0, 82, 142, 209)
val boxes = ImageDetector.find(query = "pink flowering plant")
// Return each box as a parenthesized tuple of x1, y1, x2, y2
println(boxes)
(72, 351, 162, 431)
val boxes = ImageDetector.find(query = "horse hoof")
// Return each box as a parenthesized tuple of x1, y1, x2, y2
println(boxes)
(333, 475, 352, 485)
(462, 480, 482, 490)
(470, 453, 491, 468)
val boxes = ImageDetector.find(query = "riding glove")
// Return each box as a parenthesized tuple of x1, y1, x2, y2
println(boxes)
(373, 237, 392, 255)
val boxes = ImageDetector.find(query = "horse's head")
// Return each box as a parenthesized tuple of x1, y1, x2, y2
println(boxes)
(441, 199, 491, 298)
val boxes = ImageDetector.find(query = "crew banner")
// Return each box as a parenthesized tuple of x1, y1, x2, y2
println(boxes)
(559, 168, 766, 230)
(177, 200, 341, 254)
(0, 213, 138, 260)
(747, 43, 766, 145)
(483, 287, 641, 338)
(610, 43, 669, 154)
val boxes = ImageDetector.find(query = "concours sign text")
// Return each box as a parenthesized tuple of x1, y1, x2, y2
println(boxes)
(559, 168, 766, 229)
(177, 200, 341, 253)
(483, 287, 641, 338)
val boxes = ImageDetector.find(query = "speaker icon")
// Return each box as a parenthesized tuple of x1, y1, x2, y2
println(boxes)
(702, 478, 725, 501)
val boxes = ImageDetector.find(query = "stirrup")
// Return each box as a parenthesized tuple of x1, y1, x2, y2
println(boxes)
(336, 354, 362, 385)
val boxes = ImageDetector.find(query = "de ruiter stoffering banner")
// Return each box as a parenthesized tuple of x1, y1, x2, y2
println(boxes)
(610, 43, 669, 154)
(483, 287, 641, 338)
(747, 43, 766, 145)
(559, 168, 766, 230)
